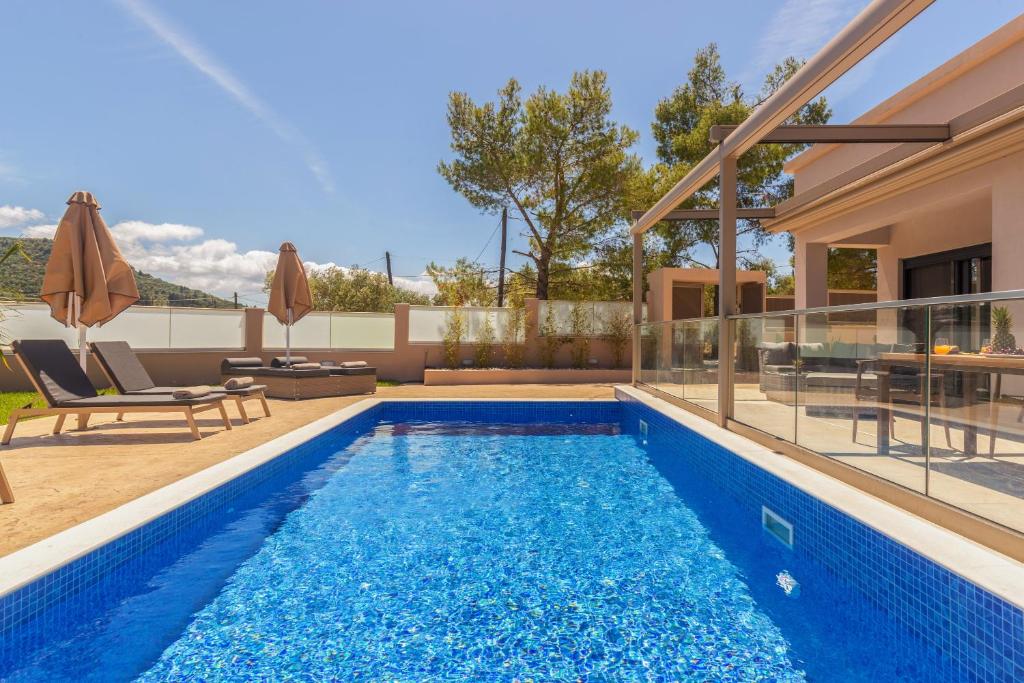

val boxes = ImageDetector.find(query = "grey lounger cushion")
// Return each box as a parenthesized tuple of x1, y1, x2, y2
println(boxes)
(58, 393, 227, 408)
(90, 341, 156, 393)
(131, 384, 268, 396)
(12, 340, 226, 408)
(92, 342, 268, 396)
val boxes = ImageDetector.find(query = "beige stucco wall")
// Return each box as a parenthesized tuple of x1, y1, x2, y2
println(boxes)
(646, 268, 766, 322)
(788, 146, 1023, 306)
(875, 190, 994, 301)
(788, 16, 1024, 192)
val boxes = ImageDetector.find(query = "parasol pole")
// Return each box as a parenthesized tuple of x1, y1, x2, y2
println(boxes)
(67, 292, 87, 370)
(286, 307, 293, 365)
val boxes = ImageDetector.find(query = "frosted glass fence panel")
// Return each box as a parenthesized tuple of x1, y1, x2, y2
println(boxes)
(0, 303, 78, 346)
(330, 313, 394, 350)
(538, 300, 641, 336)
(264, 312, 396, 350)
(89, 307, 172, 348)
(0, 303, 245, 349)
(408, 306, 511, 343)
(169, 308, 245, 349)
(408, 307, 449, 343)
(263, 312, 331, 350)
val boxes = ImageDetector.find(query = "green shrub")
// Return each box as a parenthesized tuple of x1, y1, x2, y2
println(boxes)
(603, 308, 632, 368)
(539, 304, 562, 368)
(442, 308, 465, 369)
(568, 301, 592, 369)
(501, 304, 526, 368)
(475, 313, 496, 368)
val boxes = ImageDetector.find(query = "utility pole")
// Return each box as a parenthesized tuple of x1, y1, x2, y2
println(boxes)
(385, 251, 394, 286)
(497, 206, 508, 307)
(233, 292, 238, 309)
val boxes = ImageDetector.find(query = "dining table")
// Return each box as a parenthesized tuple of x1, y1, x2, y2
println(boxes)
(875, 351, 1024, 454)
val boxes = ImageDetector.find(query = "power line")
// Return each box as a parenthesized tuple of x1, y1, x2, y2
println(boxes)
(470, 215, 503, 265)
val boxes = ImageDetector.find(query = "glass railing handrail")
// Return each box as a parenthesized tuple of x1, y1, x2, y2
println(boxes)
(637, 316, 707, 327)
(727, 289, 1024, 320)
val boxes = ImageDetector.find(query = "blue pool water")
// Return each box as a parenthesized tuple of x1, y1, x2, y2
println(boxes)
(0, 403, 995, 681)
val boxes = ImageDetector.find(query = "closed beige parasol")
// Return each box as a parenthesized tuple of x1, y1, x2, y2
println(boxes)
(40, 191, 140, 368)
(267, 242, 313, 364)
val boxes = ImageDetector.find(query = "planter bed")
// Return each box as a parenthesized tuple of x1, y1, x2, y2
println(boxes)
(423, 368, 631, 386)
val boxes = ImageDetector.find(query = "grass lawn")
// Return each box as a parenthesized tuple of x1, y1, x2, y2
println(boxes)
(376, 379, 401, 387)
(0, 391, 47, 425)
(0, 389, 117, 425)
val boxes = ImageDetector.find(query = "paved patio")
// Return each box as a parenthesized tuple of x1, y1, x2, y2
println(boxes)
(0, 383, 615, 557)
(653, 381, 1024, 534)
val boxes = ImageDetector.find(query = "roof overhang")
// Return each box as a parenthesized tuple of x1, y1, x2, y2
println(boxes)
(764, 84, 1024, 234)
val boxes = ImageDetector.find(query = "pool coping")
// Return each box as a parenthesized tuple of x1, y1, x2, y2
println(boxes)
(616, 385, 1024, 610)
(0, 392, 1021, 612)
(0, 398, 618, 600)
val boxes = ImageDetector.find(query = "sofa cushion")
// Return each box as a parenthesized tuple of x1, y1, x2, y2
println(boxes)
(271, 356, 310, 368)
(796, 342, 827, 358)
(758, 341, 794, 365)
(221, 357, 263, 372)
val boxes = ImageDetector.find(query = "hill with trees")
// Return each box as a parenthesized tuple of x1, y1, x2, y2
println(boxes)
(0, 237, 235, 308)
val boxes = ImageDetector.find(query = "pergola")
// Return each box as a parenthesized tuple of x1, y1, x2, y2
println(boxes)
(630, 0, 938, 426)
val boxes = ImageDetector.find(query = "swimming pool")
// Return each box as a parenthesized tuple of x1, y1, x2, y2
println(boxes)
(0, 395, 1021, 681)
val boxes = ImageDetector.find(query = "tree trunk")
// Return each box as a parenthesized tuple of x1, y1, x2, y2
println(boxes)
(535, 254, 550, 300)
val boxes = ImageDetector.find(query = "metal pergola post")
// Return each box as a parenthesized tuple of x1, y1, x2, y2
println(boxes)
(632, 231, 643, 384)
(717, 154, 737, 426)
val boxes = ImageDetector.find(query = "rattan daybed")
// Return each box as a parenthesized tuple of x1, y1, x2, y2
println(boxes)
(221, 357, 376, 400)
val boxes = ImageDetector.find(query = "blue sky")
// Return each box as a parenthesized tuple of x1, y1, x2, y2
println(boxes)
(0, 1, 1020, 303)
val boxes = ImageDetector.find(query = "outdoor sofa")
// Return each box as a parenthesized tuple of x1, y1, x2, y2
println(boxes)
(5, 339, 232, 444)
(755, 340, 951, 446)
(221, 357, 376, 400)
(90, 341, 271, 424)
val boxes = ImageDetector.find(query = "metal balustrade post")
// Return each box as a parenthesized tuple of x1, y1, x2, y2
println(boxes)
(924, 304, 932, 496)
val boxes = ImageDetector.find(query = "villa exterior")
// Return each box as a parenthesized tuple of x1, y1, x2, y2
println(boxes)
(769, 15, 1024, 307)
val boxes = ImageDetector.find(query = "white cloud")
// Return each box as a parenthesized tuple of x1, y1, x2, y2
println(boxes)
(20, 223, 57, 239)
(743, 0, 861, 90)
(115, 0, 334, 193)
(393, 276, 436, 298)
(17, 215, 437, 302)
(110, 220, 204, 243)
(305, 261, 437, 299)
(119, 235, 280, 297)
(0, 205, 45, 229)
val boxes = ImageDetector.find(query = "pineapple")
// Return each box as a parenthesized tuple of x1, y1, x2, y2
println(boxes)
(991, 306, 1017, 353)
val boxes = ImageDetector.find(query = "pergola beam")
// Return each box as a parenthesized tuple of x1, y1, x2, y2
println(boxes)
(631, 208, 776, 222)
(630, 0, 934, 237)
(709, 123, 950, 144)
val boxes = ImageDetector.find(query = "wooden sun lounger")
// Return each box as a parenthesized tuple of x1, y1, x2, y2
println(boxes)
(4, 340, 232, 447)
(90, 341, 271, 424)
